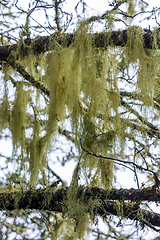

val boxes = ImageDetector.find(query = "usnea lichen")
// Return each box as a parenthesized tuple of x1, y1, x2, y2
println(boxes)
(1, 22, 159, 199)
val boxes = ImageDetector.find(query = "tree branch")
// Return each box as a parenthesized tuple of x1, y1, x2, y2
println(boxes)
(1, 186, 160, 231)
(0, 28, 159, 62)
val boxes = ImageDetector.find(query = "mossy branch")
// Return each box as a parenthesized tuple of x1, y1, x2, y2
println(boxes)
(0, 28, 160, 62)
(1, 186, 160, 231)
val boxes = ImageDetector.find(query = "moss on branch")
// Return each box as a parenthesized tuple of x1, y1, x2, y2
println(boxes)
(0, 28, 159, 63)
(1, 186, 160, 230)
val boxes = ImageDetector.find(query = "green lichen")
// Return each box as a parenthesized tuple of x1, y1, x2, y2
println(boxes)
(10, 82, 30, 149)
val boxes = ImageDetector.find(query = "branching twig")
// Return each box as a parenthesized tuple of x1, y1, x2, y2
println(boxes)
(80, 138, 159, 185)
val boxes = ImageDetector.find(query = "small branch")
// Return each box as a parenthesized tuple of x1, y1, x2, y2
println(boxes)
(58, 127, 75, 143)
(47, 162, 64, 184)
(121, 99, 160, 137)
(80, 138, 157, 178)
(7, 57, 50, 97)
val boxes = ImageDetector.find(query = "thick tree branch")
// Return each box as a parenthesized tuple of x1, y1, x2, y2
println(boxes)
(0, 28, 159, 62)
(1, 186, 160, 230)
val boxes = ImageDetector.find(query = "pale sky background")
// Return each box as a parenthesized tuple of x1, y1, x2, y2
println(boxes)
(13, 0, 160, 33)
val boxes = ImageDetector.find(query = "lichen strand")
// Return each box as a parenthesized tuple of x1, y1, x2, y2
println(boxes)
(137, 51, 156, 107)
(127, 0, 135, 16)
(10, 82, 30, 149)
(45, 23, 120, 138)
(67, 165, 92, 239)
(27, 116, 49, 186)
(2, 62, 13, 81)
(46, 50, 67, 135)
(50, 214, 77, 240)
(80, 113, 115, 188)
(126, 26, 159, 106)
(0, 85, 10, 130)
(76, 24, 97, 106)
(24, 53, 46, 82)
(97, 158, 113, 188)
(45, 24, 122, 190)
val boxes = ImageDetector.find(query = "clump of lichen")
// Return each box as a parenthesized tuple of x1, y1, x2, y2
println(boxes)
(67, 164, 92, 239)
(27, 115, 50, 186)
(10, 82, 30, 149)
(126, 26, 144, 63)
(3, 20, 159, 198)
(0, 85, 10, 130)
(126, 26, 159, 106)
(127, 0, 135, 16)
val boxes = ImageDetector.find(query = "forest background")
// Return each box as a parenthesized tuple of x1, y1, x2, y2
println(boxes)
(0, 0, 160, 239)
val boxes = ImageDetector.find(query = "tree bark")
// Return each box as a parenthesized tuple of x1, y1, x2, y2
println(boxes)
(0, 28, 159, 62)
(1, 186, 160, 229)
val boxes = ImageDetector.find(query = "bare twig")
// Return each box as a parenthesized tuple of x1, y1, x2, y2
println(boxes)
(80, 138, 159, 184)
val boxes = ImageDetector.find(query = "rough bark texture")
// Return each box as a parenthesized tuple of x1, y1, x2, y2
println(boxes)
(0, 29, 158, 63)
(1, 186, 160, 228)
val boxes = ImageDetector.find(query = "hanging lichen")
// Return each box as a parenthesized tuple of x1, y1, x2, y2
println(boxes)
(126, 26, 144, 64)
(125, 26, 159, 106)
(127, 0, 135, 16)
(67, 164, 92, 239)
(46, 50, 67, 136)
(0, 84, 10, 130)
(26, 110, 51, 186)
(10, 82, 30, 149)
(2, 62, 13, 81)
(4, 20, 159, 194)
